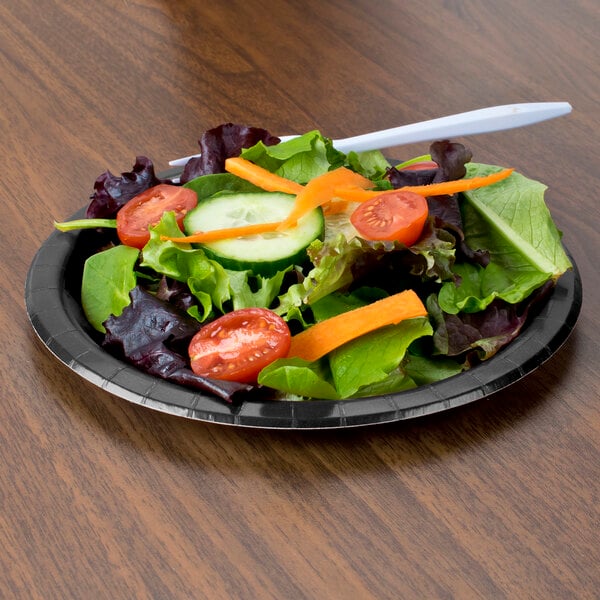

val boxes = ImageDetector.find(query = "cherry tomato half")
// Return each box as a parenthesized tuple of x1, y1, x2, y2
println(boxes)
(188, 308, 291, 383)
(350, 190, 429, 245)
(116, 184, 197, 248)
(400, 160, 438, 171)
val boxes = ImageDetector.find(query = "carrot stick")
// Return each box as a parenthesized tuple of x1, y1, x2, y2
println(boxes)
(161, 221, 284, 244)
(400, 167, 514, 196)
(334, 167, 514, 202)
(277, 167, 374, 230)
(331, 186, 380, 203)
(287, 289, 427, 362)
(225, 157, 304, 195)
(322, 200, 354, 215)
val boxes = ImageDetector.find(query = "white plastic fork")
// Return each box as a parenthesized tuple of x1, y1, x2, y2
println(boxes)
(168, 102, 572, 167)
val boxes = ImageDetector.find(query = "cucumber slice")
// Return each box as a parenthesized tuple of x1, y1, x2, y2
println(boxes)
(183, 191, 324, 276)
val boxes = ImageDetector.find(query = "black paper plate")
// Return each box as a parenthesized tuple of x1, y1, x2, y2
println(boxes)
(25, 206, 582, 429)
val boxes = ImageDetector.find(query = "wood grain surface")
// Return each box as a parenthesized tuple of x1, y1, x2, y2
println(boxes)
(2, 1, 599, 598)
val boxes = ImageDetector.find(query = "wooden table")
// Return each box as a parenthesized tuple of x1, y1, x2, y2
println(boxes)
(2, 1, 599, 597)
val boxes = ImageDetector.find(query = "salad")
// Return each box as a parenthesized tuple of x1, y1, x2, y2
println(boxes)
(55, 123, 572, 403)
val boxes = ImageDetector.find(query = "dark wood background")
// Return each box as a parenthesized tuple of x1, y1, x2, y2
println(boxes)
(2, 1, 599, 598)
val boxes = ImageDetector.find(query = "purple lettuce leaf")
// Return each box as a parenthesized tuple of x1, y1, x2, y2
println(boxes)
(427, 194, 490, 267)
(86, 156, 165, 219)
(427, 142, 489, 265)
(428, 280, 554, 362)
(386, 140, 472, 188)
(102, 286, 251, 402)
(387, 141, 487, 267)
(430, 140, 472, 183)
(180, 123, 280, 183)
(155, 276, 199, 313)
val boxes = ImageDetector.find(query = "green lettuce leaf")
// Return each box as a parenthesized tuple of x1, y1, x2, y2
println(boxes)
(257, 357, 341, 400)
(350, 370, 417, 398)
(226, 268, 291, 311)
(402, 353, 465, 385)
(258, 317, 433, 400)
(141, 212, 231, 319)
(274, 220, 457, 320)
(141, 212, 288, 321)
(240, 130, 345, 183)
(438, 163, 572, 314)
(81, 244, 139, 332)
(344, 150, 391, 180)
(328, 317, 433, 398)
(183, 172, 263, 200)
(263, 289, 433, 399)
(241, 130, 392, 184)
(273, 234, 369, 317)
(438, 261, 549, 314)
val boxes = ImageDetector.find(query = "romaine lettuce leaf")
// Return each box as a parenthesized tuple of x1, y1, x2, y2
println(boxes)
(438, 261, 550, 314)
(258, 320, 434, 400)
(438, 163, 572, 314)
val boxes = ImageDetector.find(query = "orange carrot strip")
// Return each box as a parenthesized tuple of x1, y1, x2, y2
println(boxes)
(400, 167, 514, 196)
(334, 167, 515, 202)
(322, 200, 353, 215)
(277, 167, 374, 230)
(332, 185, 380, 203)
(287, 289, 427, 362)
(225, 157, 304, 195)
(161, 221, 284, 244)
